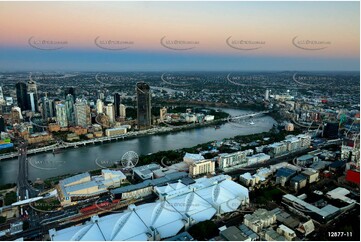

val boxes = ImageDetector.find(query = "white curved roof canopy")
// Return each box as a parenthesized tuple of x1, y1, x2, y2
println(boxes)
(50, 175, 249, 241)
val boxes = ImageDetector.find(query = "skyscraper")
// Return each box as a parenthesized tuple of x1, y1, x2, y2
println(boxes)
(114, 93, 121, 118)
(0, 86, 5, 105)
(105, 103, 115, 123)
(65, 94, 75, 126)
(136, 82, 151, 130)
(160, 107, 167, 122)
(74, 100, 89, 128)
(16, 82, 29, 111)
(55, 104, 68, 128)
(119, 104, 126, 118)
(27, 92, 38, 112)
(96, 99, 104, 114)
(41, 97, 54, 121)
(27, 80, 37, 95)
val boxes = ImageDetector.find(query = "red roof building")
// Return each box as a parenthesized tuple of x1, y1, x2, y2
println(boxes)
(345, 170, 360, 185)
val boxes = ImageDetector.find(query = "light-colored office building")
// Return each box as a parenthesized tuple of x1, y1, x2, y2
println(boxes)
(119, 104, 126, 118)
(105, 127, 127, 137)
(189, 159, 215, 177)
(268, 142, 288, 157)
(105, 103, 115, 123)
(159, 107, 167, 122)
(218, 151, 247, 170)
(58, 169, 126, 206)
(96, 99, 104, 114)
(246, 153, 271, 165)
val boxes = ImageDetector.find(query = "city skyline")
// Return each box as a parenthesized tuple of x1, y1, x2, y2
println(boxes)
(0, 1, 359, 71)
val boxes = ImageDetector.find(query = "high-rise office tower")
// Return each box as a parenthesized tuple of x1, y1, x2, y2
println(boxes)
(65, 94, 75, 126)
(41, 97, 54, 121)
(55, 104, 68, 128)
(0, 86, 5, 105)
(136, 82, 151, 130)
(119, 104, 126, 118)
(16, 82, 29, 111)
(27, 80, 38, 95)
(105, 103, 115, 123)
(27, 92, 38, 112)
(96, 99, 104, 114)
(160, 107, 167, 122)
(53, 99, 61, 117)
(114, 93, 121, 117)
(74, 100, 89, 128)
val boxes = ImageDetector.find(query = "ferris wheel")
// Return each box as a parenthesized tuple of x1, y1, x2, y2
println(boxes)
(121, 151, 139, 168)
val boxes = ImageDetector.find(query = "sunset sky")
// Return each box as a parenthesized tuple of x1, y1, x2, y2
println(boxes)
(0, 1, 359, 71)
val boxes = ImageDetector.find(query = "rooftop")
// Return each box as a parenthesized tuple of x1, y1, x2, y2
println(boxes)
(283, 194, 340, 219)
(276, 167, 297, 178)
(220, 226, 246, 241)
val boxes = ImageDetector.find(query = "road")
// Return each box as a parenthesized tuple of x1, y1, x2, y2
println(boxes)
(17, 141, 38, 201)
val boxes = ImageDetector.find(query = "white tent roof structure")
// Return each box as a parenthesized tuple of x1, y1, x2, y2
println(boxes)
(167, 192, 216, 222)
(50, 175, 249, 241)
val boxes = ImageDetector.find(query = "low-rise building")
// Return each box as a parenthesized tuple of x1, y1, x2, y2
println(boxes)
(25, 132, 53, 144)
(189, 159, 215, 177)
(132, 163, 161, 180)
(69, 126, 88, 135)
(282, 194, 340, 222)
(301, 169, 319, 184)
(111, 172, 188, 200)
(243, 209, 276, 233)
(285, 123, 294, 131)
(264, 228, 286, 241)
(277, 224, 297, 241)
(272, 208, 300, 229)
(105, 127, 127, 137)
(66, 133, 79, 141)
(93, 131, 103, 138)
(238, 224, 259, 241)
(296, 154, 318, 166)
(218, 151, 247, 170)
(183, 153, 204, 164)
(220, 226, 247, 241)
(239, 168, 272, 187)
(276, 167, 297, 186)
(290, 174, 308, 190)
(246, 153, 270, 165)
(268, 142, 288, 157)
(58, 170, 126, 206)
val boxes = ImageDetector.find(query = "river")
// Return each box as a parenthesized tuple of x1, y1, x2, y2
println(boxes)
(0, 108, 276, 185)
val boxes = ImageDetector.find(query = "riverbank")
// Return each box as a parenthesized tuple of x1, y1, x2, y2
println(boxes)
(38, 125, 291, 190)
(0, 118, 227, 161)
(0, 108, 254, 162)
(0, 107, 276, 185)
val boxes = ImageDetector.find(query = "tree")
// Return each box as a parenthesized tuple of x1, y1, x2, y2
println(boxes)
(188, 220, 219, 240)
(0, 216, 6, 224)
